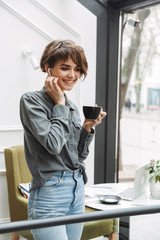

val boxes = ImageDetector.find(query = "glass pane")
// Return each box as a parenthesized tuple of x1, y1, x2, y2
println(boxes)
(119, 5, 160, 182)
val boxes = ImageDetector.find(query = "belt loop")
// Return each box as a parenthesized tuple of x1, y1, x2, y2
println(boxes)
(61, 171, 65, 179)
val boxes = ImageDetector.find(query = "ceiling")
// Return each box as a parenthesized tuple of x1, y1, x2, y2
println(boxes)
(97, 0, 160, 11)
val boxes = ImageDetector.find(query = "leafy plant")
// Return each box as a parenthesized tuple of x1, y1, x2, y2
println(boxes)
(146, 160, 160, 183)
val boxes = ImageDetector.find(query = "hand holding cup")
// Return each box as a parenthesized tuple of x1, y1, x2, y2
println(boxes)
(82, 105, 107, 132)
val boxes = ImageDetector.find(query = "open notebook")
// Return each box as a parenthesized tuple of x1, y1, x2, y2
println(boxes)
(118, 164, 149, 201)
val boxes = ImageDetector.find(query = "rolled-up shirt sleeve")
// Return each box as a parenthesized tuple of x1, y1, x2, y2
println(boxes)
(20, 94, 70, 155)
(78, 127, 94, 161)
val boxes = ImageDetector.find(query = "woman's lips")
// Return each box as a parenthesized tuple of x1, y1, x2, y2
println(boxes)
(62, 79, 75, 84)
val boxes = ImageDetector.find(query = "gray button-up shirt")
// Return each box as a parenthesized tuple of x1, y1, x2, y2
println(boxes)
(20, 87, 94, 190)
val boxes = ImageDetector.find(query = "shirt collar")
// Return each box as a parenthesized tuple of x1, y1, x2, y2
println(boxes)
(65, 94, 75, 110)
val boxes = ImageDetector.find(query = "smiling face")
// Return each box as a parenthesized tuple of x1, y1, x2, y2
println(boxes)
(49, 57, 81, 92)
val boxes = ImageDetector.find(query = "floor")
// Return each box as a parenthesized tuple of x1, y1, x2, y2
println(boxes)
(0, 233, 26, 240)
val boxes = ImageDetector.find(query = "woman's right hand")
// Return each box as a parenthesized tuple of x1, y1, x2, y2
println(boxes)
(45, 75, 65, 105)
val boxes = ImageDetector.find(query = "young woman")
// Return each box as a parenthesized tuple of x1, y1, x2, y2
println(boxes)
(20, 40, 106, 240)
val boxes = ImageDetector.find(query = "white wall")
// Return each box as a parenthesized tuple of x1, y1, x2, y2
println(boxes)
(0, 0, 97, 223)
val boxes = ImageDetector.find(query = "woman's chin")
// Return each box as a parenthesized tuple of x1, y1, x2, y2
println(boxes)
(60, 84, 75, 92)
(64, 87, 74, 92)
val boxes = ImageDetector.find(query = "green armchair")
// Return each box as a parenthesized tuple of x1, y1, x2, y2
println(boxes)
(5, 145, 118, 240)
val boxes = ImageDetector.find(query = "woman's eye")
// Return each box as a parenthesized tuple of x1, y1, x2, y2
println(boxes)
(76, 68, 81, 72)
(61, 67, 68, 71)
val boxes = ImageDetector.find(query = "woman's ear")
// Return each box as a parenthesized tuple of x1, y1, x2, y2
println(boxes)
(44, 63, 49, 74)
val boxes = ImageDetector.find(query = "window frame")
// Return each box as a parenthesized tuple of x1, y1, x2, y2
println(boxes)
(77, 0, 160, 184)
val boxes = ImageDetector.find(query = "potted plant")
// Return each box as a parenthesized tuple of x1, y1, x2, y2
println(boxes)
(146, 160, 160, 199)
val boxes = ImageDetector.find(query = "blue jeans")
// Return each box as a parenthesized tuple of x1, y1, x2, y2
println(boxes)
(28, 170, 85, 240)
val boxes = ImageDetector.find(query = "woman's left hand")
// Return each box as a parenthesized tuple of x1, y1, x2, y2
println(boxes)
(82, 108, 107, 133)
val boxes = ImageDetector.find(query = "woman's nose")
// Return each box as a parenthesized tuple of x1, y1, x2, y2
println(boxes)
(68, 70, 75, 78)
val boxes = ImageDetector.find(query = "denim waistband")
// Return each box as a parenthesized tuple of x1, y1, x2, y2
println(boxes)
(52, 169, 82, 178)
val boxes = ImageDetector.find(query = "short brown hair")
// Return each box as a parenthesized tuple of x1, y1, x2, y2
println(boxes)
(40, 40, 88, 80)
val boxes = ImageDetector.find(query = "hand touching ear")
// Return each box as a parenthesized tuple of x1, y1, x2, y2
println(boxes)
(45, 73, 65, 105)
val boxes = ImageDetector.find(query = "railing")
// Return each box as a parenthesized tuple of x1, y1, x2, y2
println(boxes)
(0, 204, 160, 234)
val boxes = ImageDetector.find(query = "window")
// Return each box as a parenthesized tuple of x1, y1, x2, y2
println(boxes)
(119, 5, 160, 182)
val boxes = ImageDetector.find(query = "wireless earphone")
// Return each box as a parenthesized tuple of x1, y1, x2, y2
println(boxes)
(48, 68, 51, 76)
